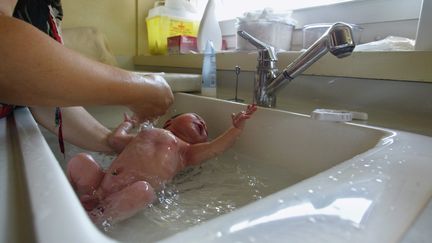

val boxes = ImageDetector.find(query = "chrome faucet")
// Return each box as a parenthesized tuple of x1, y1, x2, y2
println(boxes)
(237, 22, 356, 107)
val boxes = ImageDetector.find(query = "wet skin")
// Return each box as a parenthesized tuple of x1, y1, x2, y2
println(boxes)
(67, 105, 257, 224)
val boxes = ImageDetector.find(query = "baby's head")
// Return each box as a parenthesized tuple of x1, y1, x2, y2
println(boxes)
(163, 113, 208, 144)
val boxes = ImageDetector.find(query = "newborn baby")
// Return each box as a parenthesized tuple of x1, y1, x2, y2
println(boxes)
(67, 105, 257, 225)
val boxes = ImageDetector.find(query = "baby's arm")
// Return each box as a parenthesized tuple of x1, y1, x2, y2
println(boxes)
(107, 113, 137, 153)
(185, 105, 257, 166)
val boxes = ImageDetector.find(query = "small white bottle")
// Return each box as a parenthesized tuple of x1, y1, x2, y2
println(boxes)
(197, 0, 222, 52)
(201, 40, 217, 97)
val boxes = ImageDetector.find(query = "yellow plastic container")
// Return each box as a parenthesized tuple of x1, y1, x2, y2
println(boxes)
(146, 6, 200, 55)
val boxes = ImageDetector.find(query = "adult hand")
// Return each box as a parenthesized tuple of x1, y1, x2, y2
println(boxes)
(127, 74, 174, 123)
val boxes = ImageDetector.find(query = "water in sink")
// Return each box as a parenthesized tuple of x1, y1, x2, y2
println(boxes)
(56, 140, 301, 243)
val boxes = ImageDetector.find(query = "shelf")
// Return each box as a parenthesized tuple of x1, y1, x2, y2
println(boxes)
(134, 51, 432, 82)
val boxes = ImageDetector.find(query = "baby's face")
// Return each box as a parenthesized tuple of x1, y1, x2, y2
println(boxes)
(163, 113, 208, 144)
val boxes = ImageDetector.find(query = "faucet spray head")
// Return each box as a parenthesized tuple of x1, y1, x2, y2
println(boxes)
(265, 22, 356, 98)
(327, 23, 356, 58)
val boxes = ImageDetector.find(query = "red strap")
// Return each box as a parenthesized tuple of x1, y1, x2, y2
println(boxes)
(47, 6, 63, 44)
(0, 104, 14, 119)
(48, 6, 65, 157)
(55, 107, 65, 157)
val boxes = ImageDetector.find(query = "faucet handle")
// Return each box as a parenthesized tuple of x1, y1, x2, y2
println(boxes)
(237, 30, 278, 61)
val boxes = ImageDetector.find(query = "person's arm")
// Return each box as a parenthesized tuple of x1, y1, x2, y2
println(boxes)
(0, 15, 173, 121)
(31, 106, 116, 153)
(31, 107, 137, 154)
(184, 105, 257, 166)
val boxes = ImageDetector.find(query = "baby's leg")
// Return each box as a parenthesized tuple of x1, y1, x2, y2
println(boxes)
(67, 153, 105, 197)
(89, 181, 156, 225)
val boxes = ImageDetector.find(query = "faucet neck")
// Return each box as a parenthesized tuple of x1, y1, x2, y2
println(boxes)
(254, 59, 279, 107)
(237, 23, 355, 108)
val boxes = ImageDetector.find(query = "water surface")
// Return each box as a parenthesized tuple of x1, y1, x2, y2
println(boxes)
(44, 129, 299, 242)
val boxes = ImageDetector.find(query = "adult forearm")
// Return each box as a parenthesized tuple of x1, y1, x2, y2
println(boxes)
(0, 16, 173, 118)
(31, 106, 114, 153)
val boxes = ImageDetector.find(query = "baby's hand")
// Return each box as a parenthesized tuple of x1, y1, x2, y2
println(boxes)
(107, 113, 138, 153)
(123, 113, 139, 127)
(231, 104, 257, 129)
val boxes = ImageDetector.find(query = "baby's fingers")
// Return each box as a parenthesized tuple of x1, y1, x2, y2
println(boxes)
(231, 112, 237, 120)
(123, 113, 131, 122)
(245, 104, 257, 114)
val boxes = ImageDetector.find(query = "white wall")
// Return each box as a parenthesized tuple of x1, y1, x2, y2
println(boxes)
(290, 0, 422, 50)
(61, 0, 426, 55)
(291, 0, 422, 27)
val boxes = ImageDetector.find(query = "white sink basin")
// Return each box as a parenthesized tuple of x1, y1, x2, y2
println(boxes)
(158, 94, 432, 243)
(3, 93, 432, 243)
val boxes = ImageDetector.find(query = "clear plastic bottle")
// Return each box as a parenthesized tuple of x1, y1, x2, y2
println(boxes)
(201, 40, 217, 97)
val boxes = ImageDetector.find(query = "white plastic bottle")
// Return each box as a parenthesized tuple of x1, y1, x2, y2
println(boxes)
(197, 0, 222, 52)
(201, 40, 217, 97)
